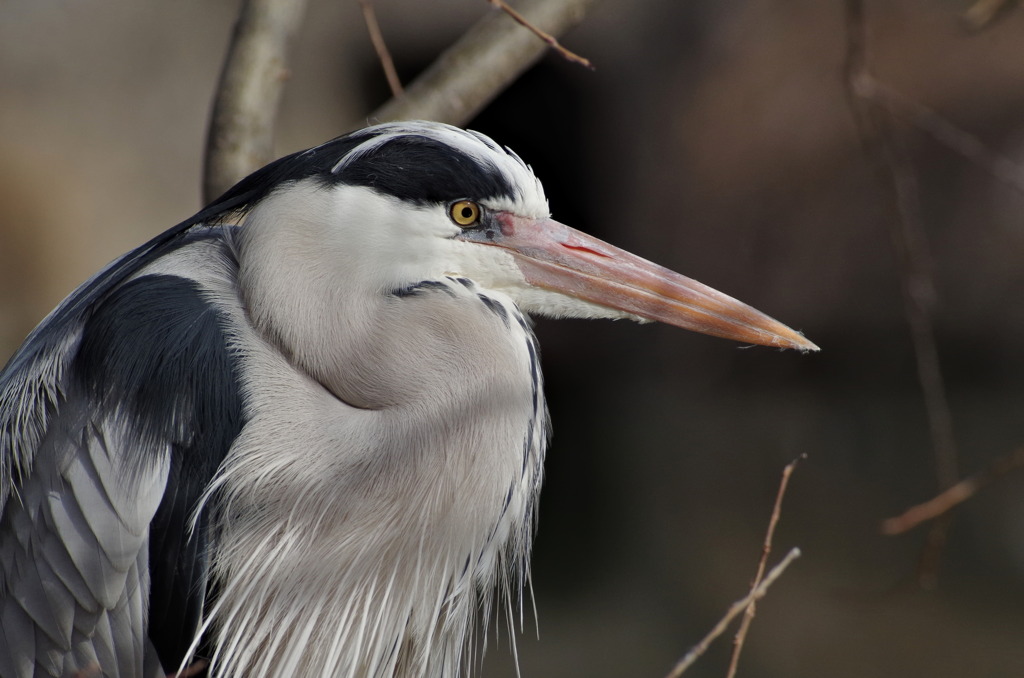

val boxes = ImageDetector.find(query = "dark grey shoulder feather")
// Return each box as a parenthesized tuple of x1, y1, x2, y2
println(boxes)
(0, 228, 245, 675)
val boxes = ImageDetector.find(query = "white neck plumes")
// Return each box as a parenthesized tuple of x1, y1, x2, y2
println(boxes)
(184, 181, 549, 677)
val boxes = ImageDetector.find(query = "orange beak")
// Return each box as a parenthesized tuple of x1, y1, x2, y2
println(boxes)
(462, 213, 818, 352)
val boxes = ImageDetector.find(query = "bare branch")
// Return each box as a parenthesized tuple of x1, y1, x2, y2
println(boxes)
(726, 454, 805, 678)
(359, 0, 403, 98)
(664, 548, 802, 678)
(856, 75, 1024, 196)
(487, 0, 593, 69)
(369, 0, 598, 127)
(203, 0, 309, 204)
(842, 0, 960, 588)
(882, 446, 1024, 535)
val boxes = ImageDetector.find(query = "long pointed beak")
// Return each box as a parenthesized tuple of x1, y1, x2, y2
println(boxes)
(465, 213, 818, 352)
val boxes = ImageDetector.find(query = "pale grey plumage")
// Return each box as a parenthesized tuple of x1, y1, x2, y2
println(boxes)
(192, 211, 547, 676)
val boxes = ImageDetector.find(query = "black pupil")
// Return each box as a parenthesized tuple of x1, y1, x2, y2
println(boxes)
(460, 206, 473, 220)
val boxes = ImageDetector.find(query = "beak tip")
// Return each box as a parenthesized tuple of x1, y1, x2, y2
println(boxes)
(787, 333, 820, 353)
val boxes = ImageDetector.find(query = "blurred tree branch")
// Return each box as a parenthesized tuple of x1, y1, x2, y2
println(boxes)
(203, 0, 309, 203)
(204, 0, 597, 203)
(963, 0, 1018, 29)
(369, 0, 597, 126)
(882, 446, 1024, 535)
(854, 75, 1024, 196)
(843, 0, 959, 589)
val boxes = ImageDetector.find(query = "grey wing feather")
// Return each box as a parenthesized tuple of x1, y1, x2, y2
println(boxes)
(0, 409, 169, 678)
(1, 229, 246, 677)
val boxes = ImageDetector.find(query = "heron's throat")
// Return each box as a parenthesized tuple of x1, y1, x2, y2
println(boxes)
(202, 276, 550, 677)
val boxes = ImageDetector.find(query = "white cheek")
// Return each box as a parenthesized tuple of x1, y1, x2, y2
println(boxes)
(323, 189, 458, 291)
(443, 240, 526, 290)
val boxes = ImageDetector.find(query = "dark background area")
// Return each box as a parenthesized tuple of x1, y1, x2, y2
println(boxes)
(3, 1, 1024, 676)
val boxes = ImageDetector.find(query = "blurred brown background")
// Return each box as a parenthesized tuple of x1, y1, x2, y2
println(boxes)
(4, 1, 1024, 676)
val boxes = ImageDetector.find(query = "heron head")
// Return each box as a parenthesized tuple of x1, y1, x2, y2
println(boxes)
(236, 121, 817, 352)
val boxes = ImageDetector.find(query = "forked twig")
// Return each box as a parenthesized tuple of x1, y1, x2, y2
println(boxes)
(665, 457, 804, 677)
(664, 548, 802, 678)
(485, 0, 593, 69)
(725, 454, 805, 678)
(370, 0, 597, 126)
(358, 0, 403, 97)
(487, 0, 594, 69)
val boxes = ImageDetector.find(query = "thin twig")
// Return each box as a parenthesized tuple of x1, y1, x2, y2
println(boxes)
(358, 0, 403, 98)
(963, 0, 1017, 29)
(369, 0, 597, 126)
(203, 0, 309, 203)
(856, 75, 1024, 196)
(725, 454, 805, 678)
(842, 0, 960, 589)
(664, 548, 802, 678)
(882, 446, 1024, 535)
(487, 0, 593, 69)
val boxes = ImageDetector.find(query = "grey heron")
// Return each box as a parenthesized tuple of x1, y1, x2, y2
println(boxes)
(0, 121, 816, 678)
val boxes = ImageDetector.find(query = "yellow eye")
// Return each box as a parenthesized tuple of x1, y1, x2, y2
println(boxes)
(449, 200, 481, 227)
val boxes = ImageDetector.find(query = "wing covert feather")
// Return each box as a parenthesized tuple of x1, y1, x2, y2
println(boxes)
(1, 234, 245, 676)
